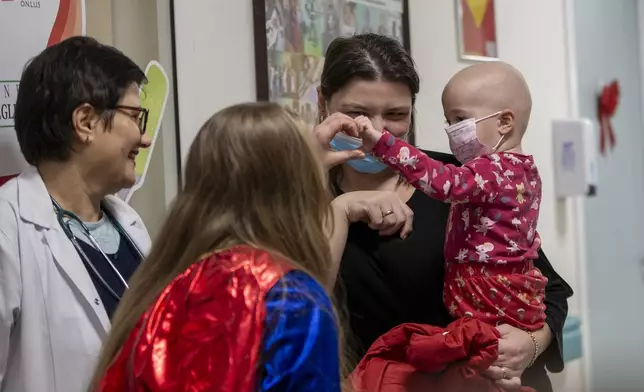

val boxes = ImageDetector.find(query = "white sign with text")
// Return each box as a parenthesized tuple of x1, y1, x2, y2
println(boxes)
(0, 0, 85, 176)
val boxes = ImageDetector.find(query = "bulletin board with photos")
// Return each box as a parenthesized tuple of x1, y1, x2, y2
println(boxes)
(253, 0, 410, 130)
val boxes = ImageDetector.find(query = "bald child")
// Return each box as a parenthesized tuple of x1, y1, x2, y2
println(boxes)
(357, 62, 548, 335)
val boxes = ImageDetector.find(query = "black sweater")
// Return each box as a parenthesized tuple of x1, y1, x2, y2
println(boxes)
(335, 150, 574, 392)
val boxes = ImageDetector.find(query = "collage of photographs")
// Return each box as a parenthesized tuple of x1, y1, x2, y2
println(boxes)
(263, 0, 405, 127)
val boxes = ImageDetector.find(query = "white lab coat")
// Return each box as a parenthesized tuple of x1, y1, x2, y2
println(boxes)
(0, 166, 152, 392)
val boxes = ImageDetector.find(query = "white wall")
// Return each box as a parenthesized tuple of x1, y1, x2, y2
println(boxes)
(86, 0, 179, 239)
(172, 1, 584, 388)
(173, 0, 256, 162)
(85, 0, 113, 45)
(575, 0, 644, 389)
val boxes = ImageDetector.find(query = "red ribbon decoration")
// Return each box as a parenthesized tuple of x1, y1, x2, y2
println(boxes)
(597, 80, 619, 155)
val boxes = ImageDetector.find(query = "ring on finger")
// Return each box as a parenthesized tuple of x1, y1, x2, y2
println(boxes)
(501, 367, 509, 380)
(382, 210, 394, 217)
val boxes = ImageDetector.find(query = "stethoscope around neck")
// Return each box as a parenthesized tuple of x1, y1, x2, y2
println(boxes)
(51, 197, 143, 301)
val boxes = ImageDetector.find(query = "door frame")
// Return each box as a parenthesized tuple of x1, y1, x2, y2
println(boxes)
(562, 0, 593, 390)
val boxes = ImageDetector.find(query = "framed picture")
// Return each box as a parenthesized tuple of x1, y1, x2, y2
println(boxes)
(253, 0, 410, 130)
(455, 0, 498, 61)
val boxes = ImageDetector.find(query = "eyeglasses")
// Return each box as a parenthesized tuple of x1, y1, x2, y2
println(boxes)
(113, 105, 149, 135)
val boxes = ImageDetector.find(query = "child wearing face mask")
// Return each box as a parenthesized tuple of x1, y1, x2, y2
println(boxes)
(356, 62, 548, 350)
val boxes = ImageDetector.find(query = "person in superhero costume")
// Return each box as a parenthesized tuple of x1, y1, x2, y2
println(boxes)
(89, 102, 413, 392)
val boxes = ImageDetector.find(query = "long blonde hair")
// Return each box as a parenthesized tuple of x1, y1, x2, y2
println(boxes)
(89, 102, 344, 390)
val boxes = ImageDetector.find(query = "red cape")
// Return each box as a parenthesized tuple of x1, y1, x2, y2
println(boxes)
(98, 246, 292, 392)
(350, 318, 535, 392)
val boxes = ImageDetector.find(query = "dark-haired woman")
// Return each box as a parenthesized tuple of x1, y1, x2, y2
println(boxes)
(314, 33, 573, 392)
(0, 37, 152, 392)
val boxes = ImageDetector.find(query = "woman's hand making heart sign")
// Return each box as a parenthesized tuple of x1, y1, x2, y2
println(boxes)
(312, 112, 365, 169)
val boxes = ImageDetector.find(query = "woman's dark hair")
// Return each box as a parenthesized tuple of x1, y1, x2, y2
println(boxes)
(320, 33, 420, 189)
(320, 33, 420, 134)
(14, 36, 146, 166)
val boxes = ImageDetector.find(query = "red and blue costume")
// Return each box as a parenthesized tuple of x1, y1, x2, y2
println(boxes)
(97, 245, 340, 391)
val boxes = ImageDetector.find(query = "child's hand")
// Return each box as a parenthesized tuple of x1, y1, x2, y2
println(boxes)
(355, 116, 383, 152)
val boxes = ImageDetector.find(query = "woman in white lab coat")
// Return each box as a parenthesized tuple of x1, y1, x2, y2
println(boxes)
(0, 37, 152, 392)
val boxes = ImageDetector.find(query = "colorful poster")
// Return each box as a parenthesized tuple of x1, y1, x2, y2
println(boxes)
(116, 61, 170, 203)
(0, 0, 85, 176)
(262, 0, 405, 129)
(457, 0, 497, 61)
